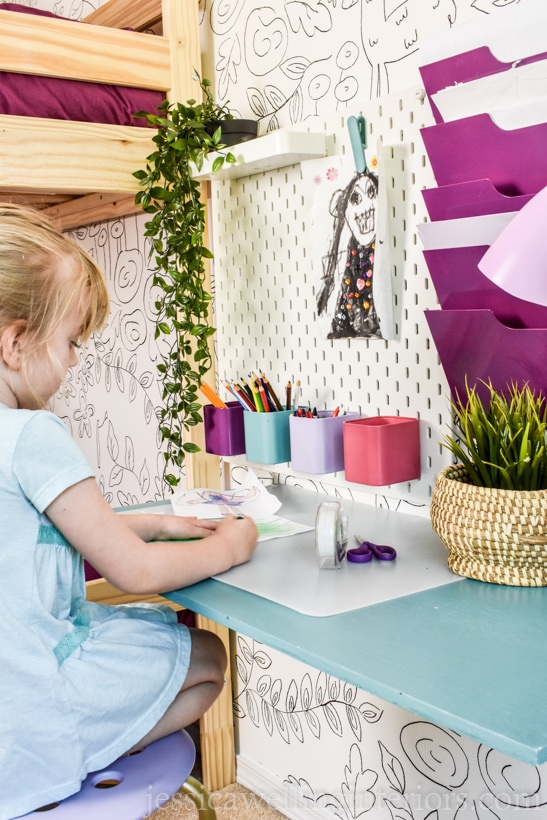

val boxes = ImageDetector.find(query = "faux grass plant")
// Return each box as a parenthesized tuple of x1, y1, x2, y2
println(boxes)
(442, 381, 547, 491)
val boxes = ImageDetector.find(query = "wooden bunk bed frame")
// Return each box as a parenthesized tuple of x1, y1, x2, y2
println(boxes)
(0, 0, 197, 229)
(0, 0, 233, 791)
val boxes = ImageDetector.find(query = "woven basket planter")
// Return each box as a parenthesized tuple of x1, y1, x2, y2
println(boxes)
(430, 464, 547, 586)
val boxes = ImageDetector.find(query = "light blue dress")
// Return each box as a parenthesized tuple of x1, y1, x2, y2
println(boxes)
(0, 406, 192, 819)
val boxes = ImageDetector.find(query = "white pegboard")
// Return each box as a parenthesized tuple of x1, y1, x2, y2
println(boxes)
(209, 86, 453, 510)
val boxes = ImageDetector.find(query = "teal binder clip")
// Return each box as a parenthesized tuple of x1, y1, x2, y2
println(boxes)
(347, 115, 367, 173)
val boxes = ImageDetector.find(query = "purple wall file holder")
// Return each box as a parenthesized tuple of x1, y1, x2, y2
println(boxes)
(203, 401, 245, 456)
(419, 47, 547, 124)
(289, 411, 359, 474)
(343, 417, 421, 486)
(425, 309, 547, 404)
(421, 115, 547, 195)
(422, 180, 533, 222)
(423, 246, 547, 329)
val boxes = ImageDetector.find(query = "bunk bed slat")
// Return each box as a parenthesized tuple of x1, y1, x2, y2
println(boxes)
(84, 0, 162, 31)
(0, 116, 155, 195)
(0, 9, 170, 90)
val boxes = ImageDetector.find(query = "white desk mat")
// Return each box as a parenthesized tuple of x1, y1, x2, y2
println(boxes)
(211, 486, 462, 617)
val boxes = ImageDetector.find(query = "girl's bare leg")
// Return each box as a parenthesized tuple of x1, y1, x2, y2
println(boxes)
(128, 627, 227, 751)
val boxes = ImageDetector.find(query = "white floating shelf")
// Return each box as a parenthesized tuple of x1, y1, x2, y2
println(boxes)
(192, 129, 327, 180)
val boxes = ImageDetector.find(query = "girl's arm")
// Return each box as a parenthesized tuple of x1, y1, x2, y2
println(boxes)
(121, 512, 218, 542)
(45, 477, 258, 594)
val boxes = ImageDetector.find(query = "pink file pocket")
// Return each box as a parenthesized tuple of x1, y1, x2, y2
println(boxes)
(421, 115, 547, 195)
(422, 180, 533, 222)
(343, 417, 421, 487)
(203, 401, 246, 456)
(419, 47, 547, 123)
(423, 246, 547, 329)
(289, 411, 359, 474)
(425, 309, 547, 405)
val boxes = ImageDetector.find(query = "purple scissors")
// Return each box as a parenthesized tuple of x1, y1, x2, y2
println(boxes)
(347, 535, 397, 564)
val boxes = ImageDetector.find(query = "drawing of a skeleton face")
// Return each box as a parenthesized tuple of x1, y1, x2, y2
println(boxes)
(345, 177, 377, 244)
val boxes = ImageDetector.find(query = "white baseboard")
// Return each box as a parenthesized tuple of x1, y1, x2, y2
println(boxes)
(236, 754, 334, 820)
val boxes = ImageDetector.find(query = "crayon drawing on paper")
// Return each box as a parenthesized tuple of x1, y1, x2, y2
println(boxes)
(303, 151, 394, 341)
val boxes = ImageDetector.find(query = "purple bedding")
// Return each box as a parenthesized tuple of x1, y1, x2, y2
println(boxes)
(0, 3, 164, 127)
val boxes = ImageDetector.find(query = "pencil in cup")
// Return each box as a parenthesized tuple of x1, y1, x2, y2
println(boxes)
(198, 382, 227, 409)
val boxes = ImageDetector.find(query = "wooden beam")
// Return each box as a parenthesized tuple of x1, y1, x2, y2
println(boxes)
(40, 192, 142, 231)
(184, 182, 222, 492)
(84, 0, 162, 31)
(0, 117, 155, 195)
(163, 0, 201, 104)
(195, 615, 236, 790)
(0, 9, 170, 90)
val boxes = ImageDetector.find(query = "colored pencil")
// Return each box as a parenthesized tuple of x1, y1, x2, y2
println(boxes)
(199, 382, 227, 408)
(260, 370, 283, 410)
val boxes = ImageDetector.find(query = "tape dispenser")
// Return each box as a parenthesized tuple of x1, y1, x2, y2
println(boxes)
(315, 500, 348, 569)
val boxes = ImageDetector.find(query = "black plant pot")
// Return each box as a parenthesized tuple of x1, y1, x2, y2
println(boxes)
(206, 119, 258, 147)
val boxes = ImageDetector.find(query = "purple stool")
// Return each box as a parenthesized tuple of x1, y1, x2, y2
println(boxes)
(21, 731, 217, 819)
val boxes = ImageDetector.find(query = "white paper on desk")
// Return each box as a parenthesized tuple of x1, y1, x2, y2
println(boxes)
(417, 212, 517, 250)
(255, 515, 313, 542)
(433, 63, 547, 126)
(171, 469, 281, 519)
(420, 0, 547, 67)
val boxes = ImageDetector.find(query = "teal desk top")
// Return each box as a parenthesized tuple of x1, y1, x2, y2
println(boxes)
(158, 486, 547, 766)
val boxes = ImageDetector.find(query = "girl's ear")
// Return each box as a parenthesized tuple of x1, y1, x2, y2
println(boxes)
(0, 321, 28, 370)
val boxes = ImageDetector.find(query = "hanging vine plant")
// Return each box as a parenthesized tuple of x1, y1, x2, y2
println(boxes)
(133, 75, 236, 487)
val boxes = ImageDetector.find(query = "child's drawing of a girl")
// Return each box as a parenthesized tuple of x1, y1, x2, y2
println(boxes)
(317, 168, 383, 340)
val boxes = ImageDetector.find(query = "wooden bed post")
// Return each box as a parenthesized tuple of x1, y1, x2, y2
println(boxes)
(162, 0, 235, 791)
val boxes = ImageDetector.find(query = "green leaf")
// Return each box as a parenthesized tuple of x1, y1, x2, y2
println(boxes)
(183, 442, 202, 454)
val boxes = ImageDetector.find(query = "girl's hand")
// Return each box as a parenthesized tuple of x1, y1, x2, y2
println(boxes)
(121, 513, 218, 542)
(210, 514, 258, 567)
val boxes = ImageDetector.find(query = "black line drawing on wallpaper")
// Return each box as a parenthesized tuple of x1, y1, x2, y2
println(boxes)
(283, 723, 545, 820)
(477, 745, 547, 809)
(234, 636, 383, 744)
(52, 216, 180, 505)
(400, 722, 470, 791)
(203, 0, 529, 129)
(361, 0, 457, 98)
(286, 743, 380, 818)
(204, 0, 462, 128)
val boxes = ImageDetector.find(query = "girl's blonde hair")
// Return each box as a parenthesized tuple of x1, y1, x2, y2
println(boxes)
(0, 203, 110, 401)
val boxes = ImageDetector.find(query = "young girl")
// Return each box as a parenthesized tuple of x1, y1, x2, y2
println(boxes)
(0, 204, 258, 818)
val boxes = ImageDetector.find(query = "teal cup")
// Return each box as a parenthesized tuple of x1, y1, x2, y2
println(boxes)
(243, 409, 292, 464)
